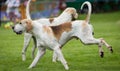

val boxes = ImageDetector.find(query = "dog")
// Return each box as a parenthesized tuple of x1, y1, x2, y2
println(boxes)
(21, 0, 78, 61)
(52, 1, 113, 62)
(12, 1, 113, 70)
(12, 19, 69, 70)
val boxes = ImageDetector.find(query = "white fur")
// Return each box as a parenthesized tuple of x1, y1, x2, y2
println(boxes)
(22, 0, 78, 61)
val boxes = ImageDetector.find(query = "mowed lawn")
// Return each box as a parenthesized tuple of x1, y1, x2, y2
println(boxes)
(0, 11, 120, 71)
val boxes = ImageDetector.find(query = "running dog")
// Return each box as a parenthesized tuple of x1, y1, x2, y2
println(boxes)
(12, 1, 113, 70)
(52, 1, 113, 62)
(21, 0, 78, 61)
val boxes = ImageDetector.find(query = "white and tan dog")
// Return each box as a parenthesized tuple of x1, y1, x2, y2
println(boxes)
(13, 19, 69, 70)
(52, 1, 113, 62)
(12, 1, 113, 70)
(21, 0, 78, 61)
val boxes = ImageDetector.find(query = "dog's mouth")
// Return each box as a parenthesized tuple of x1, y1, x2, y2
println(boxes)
(15, 31, 23, 35)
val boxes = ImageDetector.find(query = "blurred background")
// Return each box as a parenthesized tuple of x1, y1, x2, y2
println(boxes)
(0, 0, 120, 27)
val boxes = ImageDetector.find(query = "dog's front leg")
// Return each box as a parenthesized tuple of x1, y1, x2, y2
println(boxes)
(53, 51, 61, 62)
(100, 38, 113, 53)
(28, 47, 46, 69)
(54, 46, 69, 70)
(31, 36, 37, 59)
(52, 51, 57, 62)
(22, 33, 32, 61)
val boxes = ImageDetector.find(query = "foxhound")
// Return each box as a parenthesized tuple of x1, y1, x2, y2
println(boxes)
(21, 0, 78, 61)
(52, 1, 113, 62)
(12, 1, 113, 70)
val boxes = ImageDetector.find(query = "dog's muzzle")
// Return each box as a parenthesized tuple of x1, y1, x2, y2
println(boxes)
(12, 26, 23, 35)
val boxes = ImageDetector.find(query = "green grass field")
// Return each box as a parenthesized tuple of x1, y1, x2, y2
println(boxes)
(0, 11, 120, 71)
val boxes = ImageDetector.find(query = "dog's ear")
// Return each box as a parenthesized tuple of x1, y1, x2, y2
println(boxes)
(73, 13, 78, 19)
(70, 9, 78, 19)
(25, 20, 33, 32)
(65, 8, 78, 19)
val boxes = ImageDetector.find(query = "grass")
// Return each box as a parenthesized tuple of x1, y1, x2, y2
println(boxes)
(0, 11, 120, 71)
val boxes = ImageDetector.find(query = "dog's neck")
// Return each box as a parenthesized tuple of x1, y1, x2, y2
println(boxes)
(29, 21, 43, 35)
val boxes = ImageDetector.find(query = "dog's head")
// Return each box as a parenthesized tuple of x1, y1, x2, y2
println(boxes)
(12, 19, 32, 35)
(64, 7, 78, 21)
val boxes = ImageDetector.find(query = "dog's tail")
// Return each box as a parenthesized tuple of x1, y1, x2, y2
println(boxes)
(26, 0, 31, 20)
(81, 1, 92, 23)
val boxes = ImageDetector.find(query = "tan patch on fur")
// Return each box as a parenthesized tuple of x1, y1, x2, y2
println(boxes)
(82, 21, 89, 33)
(49, 18, 54, 23)
(82, 21, 87, 27)
(50, 22, 72, 40)
(24, 19, 33, 32)
(43, 26, 54, 37)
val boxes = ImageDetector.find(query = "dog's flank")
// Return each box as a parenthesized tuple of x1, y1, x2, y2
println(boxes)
(35, 22, 72, 41)
(43, 26, 54, 37)
(50, 22, 72, 40)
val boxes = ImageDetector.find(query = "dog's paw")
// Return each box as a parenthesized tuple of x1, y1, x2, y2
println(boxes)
(28, 67, 31, 69)
(100, 51, 104, 58)
(22, 57, 26, 61)
(28, 66, 33, 69)
(22, 53, 26, 61)
(52, 59, 57, 63)
(28, 64, 35, 69)
(108, 46, 113, 53)
(64, 65, 69, 70)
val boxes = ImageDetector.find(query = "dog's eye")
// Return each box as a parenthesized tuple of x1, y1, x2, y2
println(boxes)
(19, 22, 22, 24)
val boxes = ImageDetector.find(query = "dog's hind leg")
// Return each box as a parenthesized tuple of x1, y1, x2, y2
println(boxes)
(100, 38, 113, 53)
(22, 33, 32, 61)
(80, 37, 105, 57)
(28, 47, 46, 69)
(80, 37, 113, 57)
